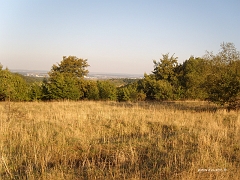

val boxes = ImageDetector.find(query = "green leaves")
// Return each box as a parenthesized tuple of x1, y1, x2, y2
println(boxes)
(181, 57, 209, 100)
(205, 61, 240, 108)
(0, 43, 239, 109)
(0, 69, 29, 101)
(46, 56, 89, 100)
(47, 72, 82, 100)
(84, 80, 99, 100)
(139, 75, 173, 101)
(154, 80, 173, 101)
(49, 56, 89, 78)
(153, 53, 178, 83)
(29, 82, 43, 101)
(202, 43, 240, 109)
(97, 81, 117, 101)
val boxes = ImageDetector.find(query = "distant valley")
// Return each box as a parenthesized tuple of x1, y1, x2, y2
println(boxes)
(10, 69, 143, 79)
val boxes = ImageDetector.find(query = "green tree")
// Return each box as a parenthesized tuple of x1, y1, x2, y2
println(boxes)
(118, 81, 146, 102)
(47, 72, 81, 100)
(29, 82, 44, 101)
(205, 60, 240, 109)
(126, 83, 140, 101)
(117, 87, 131, 101)
(138, 74, 173, 101)
(97, 81, 117, 101)
(154, 80, 173, 100)
(204, 42, 240, 109)
(152, 53, 178, 84)
(0, 69, 29, 101)
(181, 57, 209, 99)
(49, 56, 89, 78)
(218, 42, 240, 64)
(47, 56, 89, 100)
(41, 78, 51, 100)
(138, 74, 157, 100)
(84, 80, 99, 100)
(152, 53, 183, 99)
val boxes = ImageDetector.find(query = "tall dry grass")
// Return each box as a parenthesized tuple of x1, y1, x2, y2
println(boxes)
(0, 101, 239, 179)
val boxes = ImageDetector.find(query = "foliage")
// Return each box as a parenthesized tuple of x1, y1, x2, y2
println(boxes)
(84, 80, 99, 100)
(0, 43, 240, 109)
(204, 43, 240, 109)
(138, 74, 157, 100)
(154, 80, 173, 100)
(145, 53, 182, 100)
(47, 72, 82, 100)
(97, 80, 117, 100)
(49, 56, 89, 78)
(138, 73, 174, 101)
(152, 53, 178, 84)
(180, 57, 209, 99)
(29, 82, 44, 101)
(0, 69, 29, 101)
(218, 42, 240, 64)
(117, 82, 144, 102)
(46, 56, 89, 100)
(205, 60, 240, 109)
(117, 87, 131, 101)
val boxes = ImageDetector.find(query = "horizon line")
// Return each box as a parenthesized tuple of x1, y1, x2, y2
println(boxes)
(9, 69, 145, 76)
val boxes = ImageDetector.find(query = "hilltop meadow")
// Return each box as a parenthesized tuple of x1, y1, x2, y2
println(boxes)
(0, 43, 239, 179)
(0, 100, 239, 179)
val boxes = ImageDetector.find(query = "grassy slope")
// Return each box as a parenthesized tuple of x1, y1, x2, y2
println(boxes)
(0, 101, 239, 179)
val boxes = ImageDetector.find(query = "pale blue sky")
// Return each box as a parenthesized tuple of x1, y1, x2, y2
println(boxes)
(0, 0, 239, 74)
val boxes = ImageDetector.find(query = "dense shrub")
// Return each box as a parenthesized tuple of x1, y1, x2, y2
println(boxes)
(97, 80, 117, 101)
(0, 69, 29, 101)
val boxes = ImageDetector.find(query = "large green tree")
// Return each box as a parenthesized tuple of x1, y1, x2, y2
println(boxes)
(152, 53, 183, 99)
(138, 74, 173, 101)
(204, 42, 240, 109)
(181, 57, 209, 100)
(46, 56, 89, 100)
(152, 53, 178, 84)
(49, 56, 89, 78)
(47, 72, 81, 100)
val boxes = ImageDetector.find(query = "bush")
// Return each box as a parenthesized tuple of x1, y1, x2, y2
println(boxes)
(97, 81, 117, 101)
(84, 80, 99, 100)
(0, 69, 29, 101)
(154, 80, 173, 100)
(47, 73, 82, 100)
(29, 82, 44, 101)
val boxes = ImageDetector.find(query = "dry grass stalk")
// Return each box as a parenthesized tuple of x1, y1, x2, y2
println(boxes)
(0, 101, 239, 179)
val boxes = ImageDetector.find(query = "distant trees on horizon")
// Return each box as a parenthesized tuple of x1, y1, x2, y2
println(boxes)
(0, 42, 239, 110)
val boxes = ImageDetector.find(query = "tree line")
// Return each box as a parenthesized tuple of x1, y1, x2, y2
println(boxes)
(0, 42, 239, 109)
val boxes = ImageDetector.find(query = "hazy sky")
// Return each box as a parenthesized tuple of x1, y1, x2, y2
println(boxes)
(1, 0, 240, 74)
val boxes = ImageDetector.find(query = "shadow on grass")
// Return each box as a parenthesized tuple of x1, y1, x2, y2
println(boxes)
(107, 100, 219, 113)
(80, 123, 199, 179)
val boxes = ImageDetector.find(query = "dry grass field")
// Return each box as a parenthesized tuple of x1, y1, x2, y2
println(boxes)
(0, 101, 239, 179)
